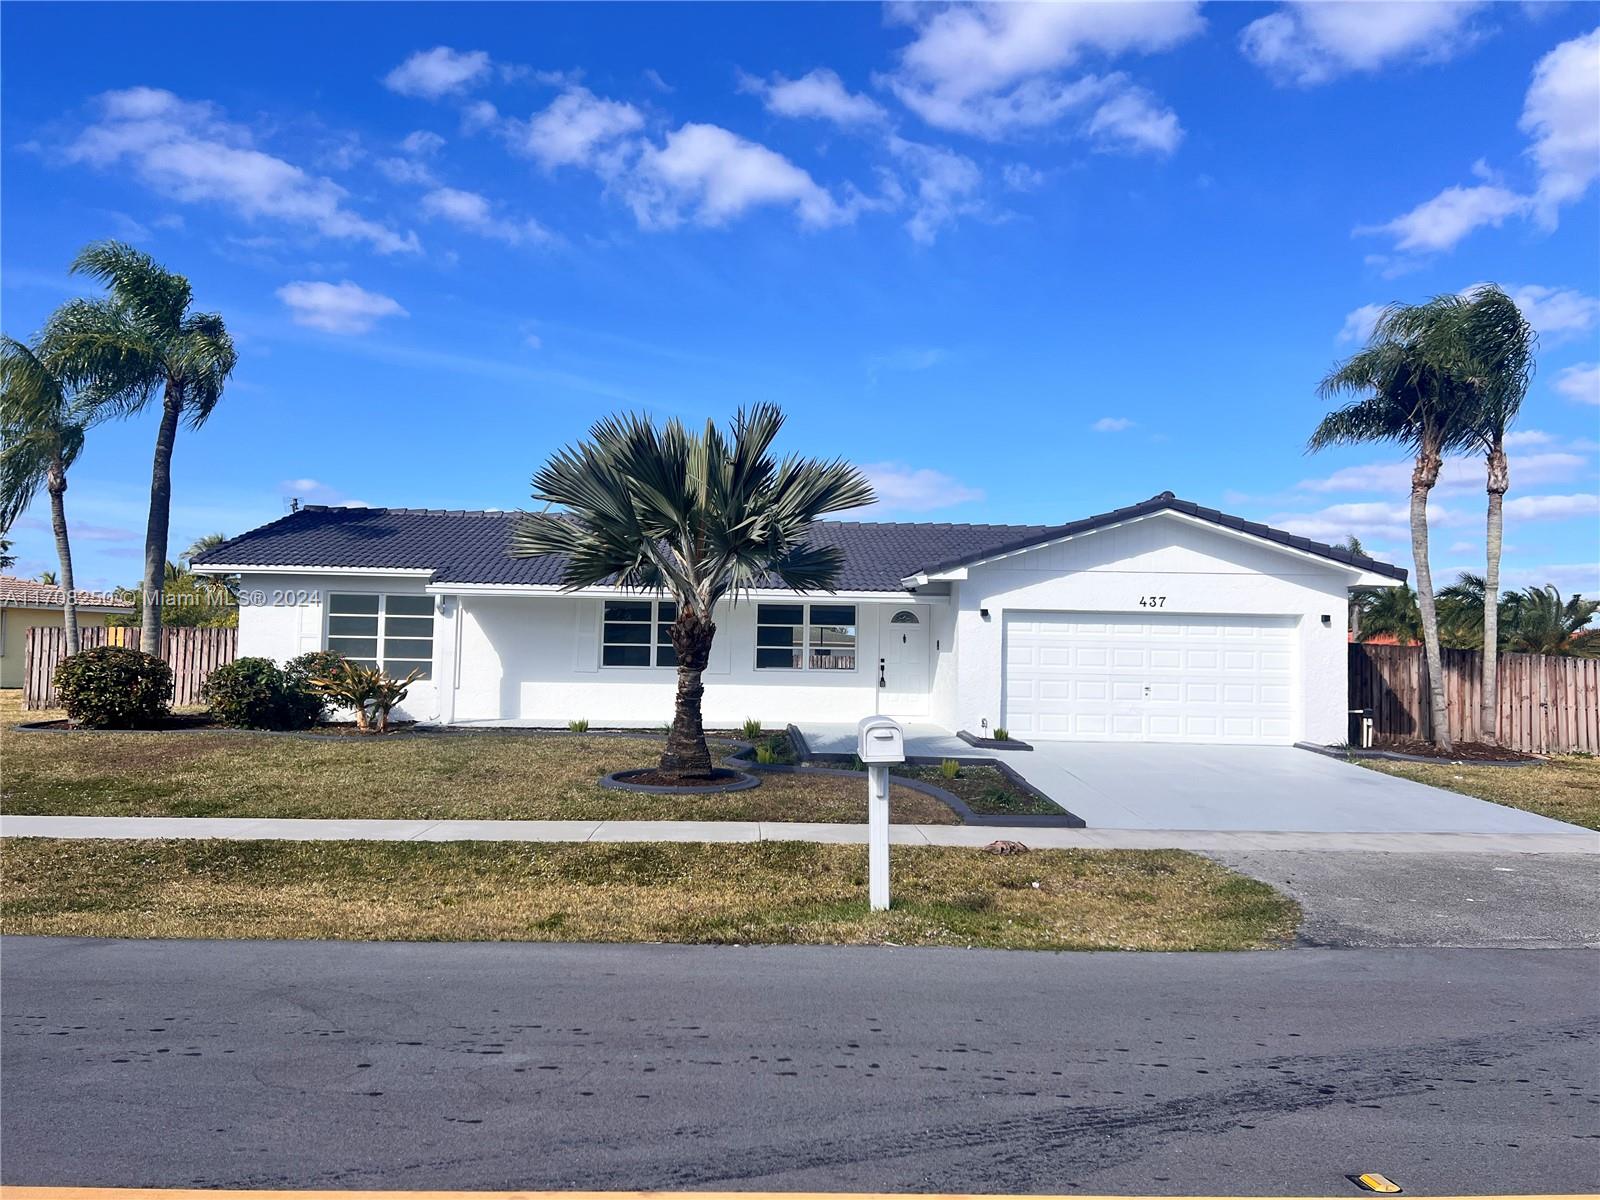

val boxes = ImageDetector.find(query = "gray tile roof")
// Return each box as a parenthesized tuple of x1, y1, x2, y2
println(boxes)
(193, 493, 1405, 590)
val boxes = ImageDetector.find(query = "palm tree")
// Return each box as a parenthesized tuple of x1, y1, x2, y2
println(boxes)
(1309, 298, 1479, 749)
(1500, 586, 1599, 658)
(511, 405, 875, 779)
(1351, 583, 1422, 645)
(1451, 287, 1536, 739)
(44, 241, 236, 656)
(0, 336, 91, 653)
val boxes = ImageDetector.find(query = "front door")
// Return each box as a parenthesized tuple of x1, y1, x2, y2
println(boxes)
(878, 606, 930, 716)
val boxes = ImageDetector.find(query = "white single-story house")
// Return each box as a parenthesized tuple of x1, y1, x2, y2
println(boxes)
(194, 492, 1405, 745)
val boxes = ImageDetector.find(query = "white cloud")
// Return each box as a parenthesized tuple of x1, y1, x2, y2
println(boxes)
(1503, 283, 1600, 341)
(1299, 451, 1590, 496)
(384, 47, 492, 99)
(1520, 27, 1600, 225)
(375, 156, 438, 186)
(882, 1, 1201, 141)
(1554, 362, 1600, 405)
(861, 462, 984, 512)
(64, 87, 419, 254)
(1085, 86, 1183, 155)
(1360, 184, 1528, 254)
(1337, 302, 1387, 344)
(1092, 416, 1135, 432)
(886, 136, 982, 244)
(1271, 500, 1430, 544)
(400, 130, 445, 156)
(513, 86, 644, 170)
(1359, 27, 1600, 256)
(1240, 1, 1488, 87)
(626, 123, 847, 230)
(1504, 429, 1554, 448)
(740, 68, 886, 126)
(280, 478, 370, 508)
(276, 280, 408, 335)
(420, 187, 552, 246)
(1504, 492, 1600, 521)
(1001, 162, 1046, 191)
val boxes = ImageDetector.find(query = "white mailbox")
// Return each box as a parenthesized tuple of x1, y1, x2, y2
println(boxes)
(857, 715, 905, 764)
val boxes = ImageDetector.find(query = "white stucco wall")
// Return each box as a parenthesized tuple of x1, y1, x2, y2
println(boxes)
(452, 595, 931, 726)
(235, 573, 441, 721)
(947, 513, 1354, 744)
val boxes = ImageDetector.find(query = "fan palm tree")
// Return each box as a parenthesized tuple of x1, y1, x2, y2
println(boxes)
(1309, 298, 1479, 749)
(43, 241, 236, 655)
(1450, 286, 1536, 739)
(511, 405, 875, 779)
(0, 336, 91, 653)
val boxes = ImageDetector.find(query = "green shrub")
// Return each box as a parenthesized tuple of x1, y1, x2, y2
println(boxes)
(754, 734, 795, 766)
(939, 758, 962, 780)
(992, 727, 1010, 741)
(54, 645, 172, 729)
(284, 649, 345, 689)
(740, 717, 763, 740)
(568, 718, 590, 733)
(755, 743, 779, 765)
(306, 660, 420, 733)
(203, 657, 323, 731)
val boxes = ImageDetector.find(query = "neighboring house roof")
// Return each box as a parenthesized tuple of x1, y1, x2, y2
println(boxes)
(0, 575, 134, 611)
(193, 492, 1406, 591)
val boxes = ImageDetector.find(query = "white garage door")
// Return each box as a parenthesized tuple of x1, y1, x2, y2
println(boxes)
(1003, 612, 1297, 744)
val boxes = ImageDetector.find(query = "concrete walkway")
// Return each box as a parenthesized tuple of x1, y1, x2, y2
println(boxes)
(3, 814, 1595, 853)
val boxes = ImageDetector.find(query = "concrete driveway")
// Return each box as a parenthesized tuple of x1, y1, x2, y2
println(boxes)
(1006, 742, 1582, 833)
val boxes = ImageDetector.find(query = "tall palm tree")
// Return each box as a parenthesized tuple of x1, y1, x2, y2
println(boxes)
(511, 405, 875, 778)
(44, 241, 236, 655)
(1451, 286, 1536, 739)
(0, 336, 90, 653)
(1309, 298, 1479, 749)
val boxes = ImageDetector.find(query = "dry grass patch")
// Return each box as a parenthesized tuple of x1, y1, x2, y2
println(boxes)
(0, 839, 1297, 951)
(1362, 755, 1600, 831)
(1, 689, 953, 824)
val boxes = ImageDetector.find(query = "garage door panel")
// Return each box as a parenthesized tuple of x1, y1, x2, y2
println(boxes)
(1003, 611, 1297, 744)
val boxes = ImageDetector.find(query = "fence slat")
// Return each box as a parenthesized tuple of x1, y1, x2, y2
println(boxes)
(23, 625, 237, 711)
(1349, 642, 1595, 755)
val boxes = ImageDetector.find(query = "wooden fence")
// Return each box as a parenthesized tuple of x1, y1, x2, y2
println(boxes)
(23, 625, 237, 710)
(1349, 643, 1600, 755)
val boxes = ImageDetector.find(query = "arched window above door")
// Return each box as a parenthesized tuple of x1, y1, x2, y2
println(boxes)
(890, 610, 920, 624)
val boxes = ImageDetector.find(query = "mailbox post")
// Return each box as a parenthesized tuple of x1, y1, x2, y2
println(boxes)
(856, 715, 905, 911)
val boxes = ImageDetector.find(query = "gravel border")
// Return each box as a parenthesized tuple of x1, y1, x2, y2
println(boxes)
(1295, 740, 1544, 770)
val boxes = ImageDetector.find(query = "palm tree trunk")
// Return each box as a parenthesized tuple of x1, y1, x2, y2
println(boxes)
(1480, 444, 1507, 744)
(661, 607, 717, 778)
(47, 457, 80, 656)
(1410, 447, 1452, 750)
(140, 382, 183, 657)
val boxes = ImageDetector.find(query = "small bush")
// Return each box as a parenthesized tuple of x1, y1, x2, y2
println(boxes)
(992, 727, 1010, 741)
(754, 734, 795, 766)
(755, 743, 779, 765)
(54, 645, 172, 729)
(204, 657, 322, 731)
(284, 649, 345, 689)
(740, 717, 763, 740)
(306, 660, 420, 733)
(568, 718, 590, 733)
(939, 758, 962, 780)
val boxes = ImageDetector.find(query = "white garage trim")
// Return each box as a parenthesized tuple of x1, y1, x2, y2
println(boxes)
(1002, 611, 1299, 745)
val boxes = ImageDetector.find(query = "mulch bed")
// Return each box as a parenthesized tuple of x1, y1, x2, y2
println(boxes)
(1375, 738, 1538, 763)
(20, 713, 220, 732)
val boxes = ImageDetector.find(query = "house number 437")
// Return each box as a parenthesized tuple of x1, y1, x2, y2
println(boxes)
(1138, 595, 1167, 608)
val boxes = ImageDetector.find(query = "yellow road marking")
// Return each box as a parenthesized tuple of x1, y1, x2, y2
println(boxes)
(1, 1190, 1589, 1200)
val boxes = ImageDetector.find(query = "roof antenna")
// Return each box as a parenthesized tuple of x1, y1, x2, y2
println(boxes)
(286, 497, 300, 513)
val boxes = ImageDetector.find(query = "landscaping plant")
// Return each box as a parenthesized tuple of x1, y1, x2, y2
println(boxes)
(568, 718, 590, 733)
(510, 405, 874, 781)
(53, 644, 172, 728)
(307, 660, 420, 733)
(740, 717, 763, 740)
(203, 656, 322, 731)
(939, 758, 962, 780)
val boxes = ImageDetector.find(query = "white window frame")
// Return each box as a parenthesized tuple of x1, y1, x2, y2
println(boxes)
(600, 598, 678, 669)
(324, 591, 436, 680)
(754, 601, 858, 672)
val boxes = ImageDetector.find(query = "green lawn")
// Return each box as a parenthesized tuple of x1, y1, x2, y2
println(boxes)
(1361, 754, 1600, 831)
(1, 691, 955, 824)
(0, 838, 1300, 951)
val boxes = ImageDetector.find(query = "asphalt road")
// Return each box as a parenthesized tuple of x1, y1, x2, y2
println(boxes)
(2, 937, 1596, 1196)
(1213, 851, 1600, 949)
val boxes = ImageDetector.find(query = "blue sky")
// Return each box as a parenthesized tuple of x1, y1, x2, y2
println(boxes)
(3, 1, 1597, 595)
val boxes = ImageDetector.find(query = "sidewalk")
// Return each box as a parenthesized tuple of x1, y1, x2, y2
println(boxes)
(3, 814, 1596, 853)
